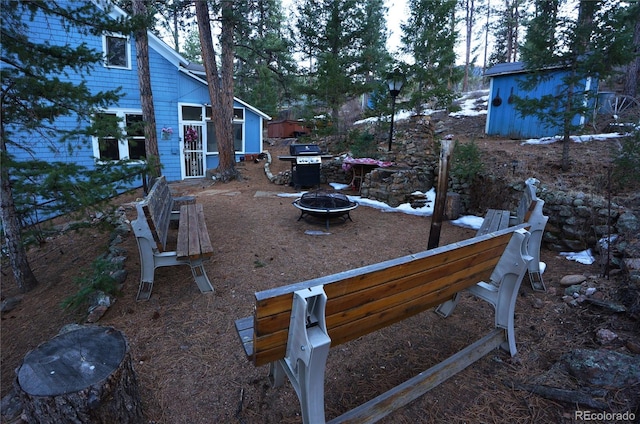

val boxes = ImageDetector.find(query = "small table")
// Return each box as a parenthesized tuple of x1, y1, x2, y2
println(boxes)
(342, 158, 394, 194)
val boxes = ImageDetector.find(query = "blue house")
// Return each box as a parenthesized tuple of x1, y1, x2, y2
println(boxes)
(484, 62, 596, 138)
(10, 0, 270, 184)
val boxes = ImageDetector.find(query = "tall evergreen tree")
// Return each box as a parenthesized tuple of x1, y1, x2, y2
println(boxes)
(400, 0, 460, 114)
(133, 0, 161, 178)
(488, 0, 527, 65)
(1, 0, 139, 292)
(295, 0, 389, 130)
(195, 0, 237, 180)
(517, 0, 632, 171)
(234, 0, 298, 116)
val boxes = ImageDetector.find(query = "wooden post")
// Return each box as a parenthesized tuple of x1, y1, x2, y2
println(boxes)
(16, 325, 144, 424)
(428, 139, 454, 249)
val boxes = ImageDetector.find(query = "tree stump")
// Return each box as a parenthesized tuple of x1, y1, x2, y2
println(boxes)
(15, 325, 144, 423)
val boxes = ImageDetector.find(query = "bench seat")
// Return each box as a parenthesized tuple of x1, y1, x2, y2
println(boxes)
(131, 176, 214, 300)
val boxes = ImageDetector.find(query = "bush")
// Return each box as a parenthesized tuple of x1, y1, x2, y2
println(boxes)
(348, 129, 379, 158)
(61, 256, 121, 312)
(612, 130, 640, 189)
(450, 140, 484, 182)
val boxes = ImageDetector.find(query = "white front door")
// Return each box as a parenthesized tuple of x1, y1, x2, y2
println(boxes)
(182, 124, 205, 178)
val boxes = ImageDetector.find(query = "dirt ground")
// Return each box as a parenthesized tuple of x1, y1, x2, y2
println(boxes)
(2, 113, 639, 423)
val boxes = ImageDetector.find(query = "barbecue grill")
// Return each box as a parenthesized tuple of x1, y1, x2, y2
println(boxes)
(293, 190, 358, 230)
(287, 144, 322, 188)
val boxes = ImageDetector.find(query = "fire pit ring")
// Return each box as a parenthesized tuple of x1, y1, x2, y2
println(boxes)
(293, 190, 358, 230)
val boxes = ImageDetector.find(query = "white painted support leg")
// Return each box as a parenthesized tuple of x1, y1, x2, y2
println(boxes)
(434, 293, 460, 318)
(189, 259, 214, 293)
(275, 286, 331, 424)
(467, 229, 532, 356)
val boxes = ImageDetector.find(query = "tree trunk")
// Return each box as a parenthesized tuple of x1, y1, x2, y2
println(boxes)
(0, 124, 38, 293)
(463, 0, 474, 92)
(428, 139, 454, 250)
(194, 0, 238, 181)
(623, 4, 640, 97)
(16, 326, 144, 423)
(133, 0, 161, 178)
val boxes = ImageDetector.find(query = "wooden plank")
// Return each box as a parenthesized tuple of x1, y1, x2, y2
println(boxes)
(253, 243, 505, 338)
(477, 209, 510, 236)
(187, 204, 200, 259)
(254, 227, 521, 318)
(234, 316, 255, 358)
(327, 329, 505, 424)
(195, 203, 214, 257)
(251, 258, 501, 366)
(176, 205, 190, 259)
(249, 229, 522, 366)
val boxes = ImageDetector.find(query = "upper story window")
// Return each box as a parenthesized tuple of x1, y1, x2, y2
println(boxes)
(103, 34, 130, 69)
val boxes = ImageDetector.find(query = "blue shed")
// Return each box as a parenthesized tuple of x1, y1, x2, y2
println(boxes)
(484, 62, 597, 138)
(8, 0, 270, 185)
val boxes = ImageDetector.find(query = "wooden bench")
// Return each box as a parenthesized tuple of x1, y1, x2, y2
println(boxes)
(130, 176, 214, 300)
(477, 177, 548, 292)
(235, 225, 532, 424)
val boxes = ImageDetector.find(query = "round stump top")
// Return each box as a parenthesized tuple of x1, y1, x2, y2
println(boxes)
(18, 326, 127, 396)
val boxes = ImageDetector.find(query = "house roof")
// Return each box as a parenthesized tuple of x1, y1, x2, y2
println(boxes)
(93, 0, 271, 120)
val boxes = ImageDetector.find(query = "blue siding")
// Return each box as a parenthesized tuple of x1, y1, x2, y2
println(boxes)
(485, 65, 596, 138)
(10, 0, 269, 189)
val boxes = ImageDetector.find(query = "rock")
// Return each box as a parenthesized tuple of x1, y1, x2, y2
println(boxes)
(616, 211, 639, 233)
(560, 349, 640, 388)
(532, 297, 545, 309)
(86, 305, 108, 323)
(560, 274, 587, 286)
(0, 295, 23, 313)
(596, 328, 618, 344)
(564, 285, 582, 297)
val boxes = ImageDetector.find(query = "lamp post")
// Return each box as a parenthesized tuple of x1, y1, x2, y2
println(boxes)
(386, 69, 404, 151)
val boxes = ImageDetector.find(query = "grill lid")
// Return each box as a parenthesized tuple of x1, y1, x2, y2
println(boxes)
(290, 144, 321, 155)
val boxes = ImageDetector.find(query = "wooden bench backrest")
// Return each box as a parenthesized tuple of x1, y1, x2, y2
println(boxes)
(515, 181, 540, 224)
(249, 225, 527, 366)
(140, 176, 173, 252)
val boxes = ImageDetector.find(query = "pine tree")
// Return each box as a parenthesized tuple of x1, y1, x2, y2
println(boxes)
(234, 0, 298, 116)
(295, 0, 389, 131)
(517, 0, 633, 171)
(400, 0, 460, 114)
(195, 0, 238, 181)
(1, 1, 141, 292)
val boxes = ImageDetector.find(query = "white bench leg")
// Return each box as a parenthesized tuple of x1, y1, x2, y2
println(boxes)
(434, 293, 460, 318)
(277, 287, 331, 424)
(189, 259, 214, 293)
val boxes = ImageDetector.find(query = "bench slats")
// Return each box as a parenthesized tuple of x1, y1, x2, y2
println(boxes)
(176, 204, 214, 260)
(476, 209, 510, 236)
(248, 228, 520, 366)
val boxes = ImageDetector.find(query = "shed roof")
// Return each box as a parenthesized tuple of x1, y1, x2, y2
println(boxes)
(484, 61, 568, 78)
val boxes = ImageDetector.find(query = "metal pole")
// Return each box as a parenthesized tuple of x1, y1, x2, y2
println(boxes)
(388, 95, 396, 151)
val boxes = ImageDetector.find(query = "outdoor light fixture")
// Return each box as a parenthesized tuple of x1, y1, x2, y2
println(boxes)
(386, 69, 404, 151)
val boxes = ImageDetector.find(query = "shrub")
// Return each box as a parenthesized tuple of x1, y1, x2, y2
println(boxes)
(450, 140, 484, 182)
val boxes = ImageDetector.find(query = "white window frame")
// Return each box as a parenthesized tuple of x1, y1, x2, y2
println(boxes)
(180, 104, 245, 155)
(103, 33, 131, 69)
(92, 109, 145, 163)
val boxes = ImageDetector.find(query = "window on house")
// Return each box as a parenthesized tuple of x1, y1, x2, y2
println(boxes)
(104, 34, 130, 69)
(94, 111, 145, 161)
(204, 107, 244, 153)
